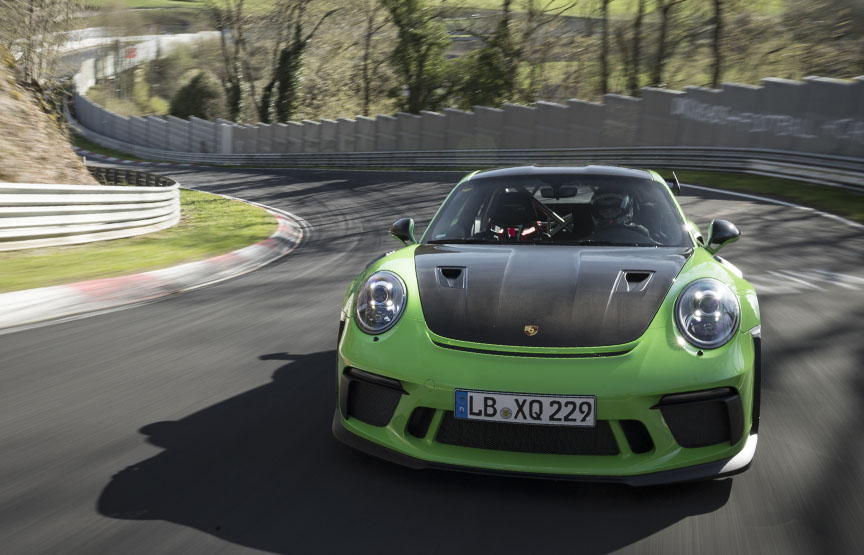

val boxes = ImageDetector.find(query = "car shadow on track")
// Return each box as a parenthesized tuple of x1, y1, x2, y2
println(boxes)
(98, 350, 732, 554)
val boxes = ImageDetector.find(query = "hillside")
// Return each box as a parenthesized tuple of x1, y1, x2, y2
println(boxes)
(0, 53, 97, 185)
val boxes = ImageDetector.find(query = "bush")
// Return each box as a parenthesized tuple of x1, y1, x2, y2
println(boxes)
(148, 96, 169, 114)
(169, 71, 227, 120)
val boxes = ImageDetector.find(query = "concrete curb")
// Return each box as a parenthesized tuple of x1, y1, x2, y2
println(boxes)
(0, 196, 305, 331)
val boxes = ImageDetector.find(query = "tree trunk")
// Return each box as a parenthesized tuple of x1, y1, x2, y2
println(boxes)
(651, 2, 672, 87)
(628, 0, 645, 96)
(24, 0, 36, 83)
(711, 0, 723, 88)
(600, 0, 610, 96)
(216, 27, 241, 121)
(361, 32, 372, 116)
(360, 2, 376, 116)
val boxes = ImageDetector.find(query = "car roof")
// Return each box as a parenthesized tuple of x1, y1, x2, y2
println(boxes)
(469, 165, 654, 180)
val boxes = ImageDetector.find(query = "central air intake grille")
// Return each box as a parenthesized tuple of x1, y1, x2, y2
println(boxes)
(346, 378, 403, 427)
(435, 412, 619, 456)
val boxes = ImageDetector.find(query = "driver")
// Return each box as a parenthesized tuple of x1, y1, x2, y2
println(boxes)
(589, 190, 651, 237)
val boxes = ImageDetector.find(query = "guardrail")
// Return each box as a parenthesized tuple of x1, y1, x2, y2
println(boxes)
(88, 166, 176, 187)
(71, 116, 864, 192)
(0, 172, 180, 251)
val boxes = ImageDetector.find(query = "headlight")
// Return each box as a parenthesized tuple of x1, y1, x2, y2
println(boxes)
(675, 279, 740, 349)
(354, 271, 407, 334)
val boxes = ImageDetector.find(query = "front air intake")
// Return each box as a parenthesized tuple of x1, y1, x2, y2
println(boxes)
(655, 387, 744, 447)
(341, 368, 404, 427)
(406, 407, 436, 438)
(620, 420, 654, 454)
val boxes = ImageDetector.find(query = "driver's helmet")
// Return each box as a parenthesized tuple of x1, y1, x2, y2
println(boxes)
(591, 191, 635, 227)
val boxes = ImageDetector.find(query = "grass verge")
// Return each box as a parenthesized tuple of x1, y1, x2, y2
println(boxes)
(0, 189, 277, 293)
(671, 170, 864, 224)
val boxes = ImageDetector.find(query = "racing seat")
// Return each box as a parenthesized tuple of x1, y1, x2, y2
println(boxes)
(488, 191, 538, 239)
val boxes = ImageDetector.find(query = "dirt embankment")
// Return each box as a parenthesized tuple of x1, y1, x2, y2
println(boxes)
(0, 52, 97, 185)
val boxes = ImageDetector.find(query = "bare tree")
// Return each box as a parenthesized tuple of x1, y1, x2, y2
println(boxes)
(355, 0, 390, 116)
(710, 0, 723, 88)
(0, 0, 82, 87)
(260, 0, 338, 122)
(649, 0, 687, 87)
(518, 0, 579, 102)
(599, 0, 612, 95)
(204, 0, 254, 121)
(381, 0, 452, 114)
(612, 0, 646, 96)
(628, 0, 646, 95)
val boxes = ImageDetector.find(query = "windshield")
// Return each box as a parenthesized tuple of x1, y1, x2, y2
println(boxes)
(423, 173, 692, 247)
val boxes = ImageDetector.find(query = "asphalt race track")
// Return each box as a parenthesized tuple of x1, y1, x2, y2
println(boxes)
(1, 167, 862, 554)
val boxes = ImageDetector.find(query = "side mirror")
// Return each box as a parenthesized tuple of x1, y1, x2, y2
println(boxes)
(705, 219, 740, 254)
(667, 172, 681, 195)
(389, 217, 416, 246)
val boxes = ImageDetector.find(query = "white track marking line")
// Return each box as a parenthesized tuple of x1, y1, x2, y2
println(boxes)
(793, 270, 858, 290)
(807, 269, 864, 285)
(768, 270, 822, 290)
(745, 268, 864, 296)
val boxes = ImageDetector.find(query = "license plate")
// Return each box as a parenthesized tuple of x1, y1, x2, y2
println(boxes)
(454, 390, 596, 427)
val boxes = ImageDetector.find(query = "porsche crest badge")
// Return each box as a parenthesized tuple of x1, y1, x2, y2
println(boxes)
(524, 325, 539, 337)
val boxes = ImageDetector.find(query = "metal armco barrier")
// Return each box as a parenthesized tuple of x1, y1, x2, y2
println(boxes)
(88, 166, 176, 187)
(0, 178, 180, 251)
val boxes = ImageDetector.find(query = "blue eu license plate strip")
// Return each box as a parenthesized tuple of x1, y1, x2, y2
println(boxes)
(454, 389, 596, 427)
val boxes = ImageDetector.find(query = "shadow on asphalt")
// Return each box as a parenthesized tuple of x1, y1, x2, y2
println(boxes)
(98, 350, 733, 554)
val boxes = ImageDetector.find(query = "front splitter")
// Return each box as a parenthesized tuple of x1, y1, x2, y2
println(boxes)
(332, 411, 757, 487)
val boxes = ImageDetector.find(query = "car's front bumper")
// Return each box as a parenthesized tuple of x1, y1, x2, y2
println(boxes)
(335, 316, 758, 485)
(333, 411, 758, 486)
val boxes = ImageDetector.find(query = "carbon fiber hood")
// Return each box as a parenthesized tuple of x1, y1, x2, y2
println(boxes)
(414, 244, 691, 348)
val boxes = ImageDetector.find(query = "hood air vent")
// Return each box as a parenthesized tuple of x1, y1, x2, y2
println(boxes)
(621, 271, 654, 293)
(436, 266, 466, 289)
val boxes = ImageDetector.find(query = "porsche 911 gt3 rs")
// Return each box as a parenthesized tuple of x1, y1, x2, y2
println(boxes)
(333, 165, 760, 486)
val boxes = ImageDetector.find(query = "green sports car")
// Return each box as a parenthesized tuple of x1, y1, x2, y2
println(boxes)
(333, 165, 761, 486)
